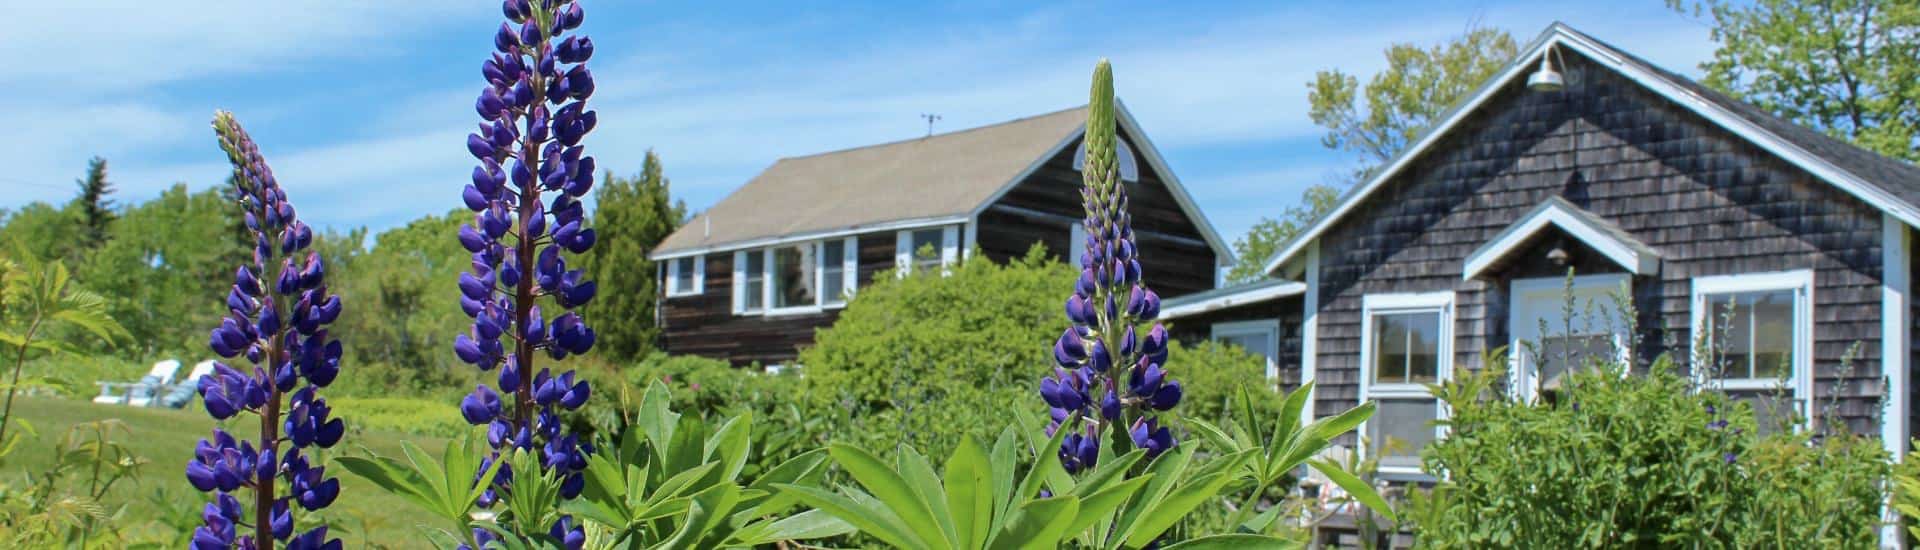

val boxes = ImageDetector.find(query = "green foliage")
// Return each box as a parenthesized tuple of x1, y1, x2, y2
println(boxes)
(336, 433, 508, 541)
(1674, 0, 1920, 160)
(1187, 382, 1391, 535)
(1222, 184, 1340, 283)
(1415, 351, 1887, 547)
(323, 210, 474, 393)
(0, 419, 148, 547)
(562, 383, 851, 548)
(799, 246, 1070, 459)
(0, 246, 128, 452)
(1307, 24, 1517, 182)
(330, 396, 470, 438)
(786, 422, 1286, 549)
(584, 152, 687, 361)
(1894, 448, 1920, 540)
(75, 183, 240, 356)
(0, 202, 85, 269)
(71, 157, 116, 255)
(1165, 340, 1276, 424)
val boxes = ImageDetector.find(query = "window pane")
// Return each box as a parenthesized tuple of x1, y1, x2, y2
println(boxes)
(1368, 398, 1436, 469)
(674, 258, 695, 293)
(772, 245, 816, 308)
(1372, 312, 1440, 384)
(744, 252, 765, 310)
(1538, 334, 1614, 392)
(822, 241, 846, 303)
(1706, 289, 1794, 380)
(912, 229, 943, 271)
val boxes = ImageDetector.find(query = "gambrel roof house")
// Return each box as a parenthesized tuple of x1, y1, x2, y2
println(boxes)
(1164, 22, 1920, 480)
(651, 105, 1232, 365)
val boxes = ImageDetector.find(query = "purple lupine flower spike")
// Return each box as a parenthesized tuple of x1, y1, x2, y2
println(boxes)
(191, 111, 345, 549)
(1039, 61, 1182, 471)
(456, 0, 600, 523)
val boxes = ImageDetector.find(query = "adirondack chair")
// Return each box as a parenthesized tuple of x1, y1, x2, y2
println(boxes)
(93, 359, 182, 406)
(155, 360, 218, 409)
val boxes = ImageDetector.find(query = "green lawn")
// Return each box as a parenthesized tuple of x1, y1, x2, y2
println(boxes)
(2, 396, 453, 547)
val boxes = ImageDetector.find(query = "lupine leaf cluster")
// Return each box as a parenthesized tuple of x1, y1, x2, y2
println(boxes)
(1041, 60, 1178, 472)
(189, 112, 347, 550)
(453, 0, 601, 546)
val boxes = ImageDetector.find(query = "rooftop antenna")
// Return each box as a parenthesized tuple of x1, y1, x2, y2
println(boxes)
(920, 113, 942, 137)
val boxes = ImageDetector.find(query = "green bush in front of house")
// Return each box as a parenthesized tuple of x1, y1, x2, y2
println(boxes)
(1411, 351, 1887, 548)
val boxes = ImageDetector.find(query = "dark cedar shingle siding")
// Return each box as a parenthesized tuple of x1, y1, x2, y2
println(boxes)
(1308, 52, 1891, 435)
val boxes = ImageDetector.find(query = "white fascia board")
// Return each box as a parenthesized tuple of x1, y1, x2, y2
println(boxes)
(1461, 200, 1658, 280)
(650, 216, 967, 261)
(1159, 281, 1306, 319)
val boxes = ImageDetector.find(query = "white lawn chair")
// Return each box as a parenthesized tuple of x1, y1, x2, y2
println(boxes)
(93, 359, 182, 406)
(155, 360, 218, 409)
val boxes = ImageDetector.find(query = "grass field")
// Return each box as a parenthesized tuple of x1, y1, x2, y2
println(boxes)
(2, 396, 454, 547)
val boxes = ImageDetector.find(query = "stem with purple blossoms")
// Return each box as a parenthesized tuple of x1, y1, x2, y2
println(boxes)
(190, 112, 347, 550)
(1040, 60, 1180, 474)
(455, 0, 599, 544)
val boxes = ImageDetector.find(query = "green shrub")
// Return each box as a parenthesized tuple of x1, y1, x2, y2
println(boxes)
(330, 396, 468, 438)
(1414, 352, 1886, 548)
(1167, 339, 1275, 424)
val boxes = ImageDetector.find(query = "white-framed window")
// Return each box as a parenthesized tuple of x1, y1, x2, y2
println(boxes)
(895, 225, 958, 275)
(1359, 292, 1454, 476)
(1507, 273, 1632, 402)
(732, 250, 766, 314)
(1071, 136, 1141, 183)
(1690, 269, 1813, 433)
(665, 256, 704, 297)
(734, 237, 859, 316)
(1213, 320, 1280, 380)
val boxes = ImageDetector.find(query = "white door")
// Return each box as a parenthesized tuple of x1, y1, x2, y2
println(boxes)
(1508, 274, 1632, 402)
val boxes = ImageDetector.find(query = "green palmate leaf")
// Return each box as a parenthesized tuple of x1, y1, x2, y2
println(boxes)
(989, 496, 1080, 550)
(727, 509, 856, 546)
(1064, 474, 1151, 538)
(1159, 534, 1297, 550)
(1013, 422, 1073, 511)
(828, 443, 948, 550)
(898, 446, 958, 548)
(702, 410, 752, 481)
(1183, 418, 1241, 454)
(1307, 399, 1373, 444)
(637, 382, 679, 464)
(740, 448, 830, 516)
(987, 428, 1019, 531)
(1108, 443, 1195, 546)
(1121, 452, 1254, 549)
(944, 436, 994, 550)
(1310, 459, 1394, 521)
(402, 441, 452, 511)
(776, 483, 920, 549)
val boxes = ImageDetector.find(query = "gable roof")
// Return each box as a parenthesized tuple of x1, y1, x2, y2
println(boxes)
(1461, 196, 1661, 280)
(1262, 22, 1920, 276)
(651, 104, 1232, 262)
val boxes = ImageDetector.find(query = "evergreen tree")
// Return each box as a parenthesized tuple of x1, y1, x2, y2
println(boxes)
(71, 157, 116, 251)
(584, 150, 686, 360)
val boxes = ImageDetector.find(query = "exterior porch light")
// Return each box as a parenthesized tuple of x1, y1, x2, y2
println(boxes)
(1528, 45, 1565, 92)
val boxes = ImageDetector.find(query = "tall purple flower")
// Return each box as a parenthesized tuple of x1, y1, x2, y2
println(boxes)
(457, 0, 598, 526)
(192, 112, 345, 550)
(1042, 61, 1179, 471)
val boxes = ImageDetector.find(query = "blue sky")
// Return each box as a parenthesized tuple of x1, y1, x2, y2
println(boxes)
(0, 1, 1716, 249)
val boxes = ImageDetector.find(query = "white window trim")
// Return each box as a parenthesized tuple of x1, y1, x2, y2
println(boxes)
(1688, 269, 1814, 414)
(738, 237, 861, 317)
(1358, 291, 1455, 476)
(731, 251, 761, 314)
(665, 256, 705, 297)
(1506, 273, 1633, 402)
(1212, 320, 1280, 380)
(895, 225, 959, 276)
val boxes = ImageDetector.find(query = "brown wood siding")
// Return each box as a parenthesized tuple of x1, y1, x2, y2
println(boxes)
(658, 231, 899, 366)
(1307, 52, 1891, 435)
(976, 126, 1219, 298)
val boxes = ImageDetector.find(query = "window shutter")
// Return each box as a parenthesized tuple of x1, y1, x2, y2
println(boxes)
(1069, 222, 1087, 268)
(731, 251, 746, 313)
(666, 258, 681, 295)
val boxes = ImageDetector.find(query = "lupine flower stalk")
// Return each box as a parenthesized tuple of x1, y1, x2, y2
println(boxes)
(1040, 61, 1178, 473)
(191, 112, 346, 550)
(456, 0, 598, 542)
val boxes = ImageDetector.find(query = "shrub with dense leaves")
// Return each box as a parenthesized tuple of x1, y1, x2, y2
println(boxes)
(1414, 351, 1886, 548)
